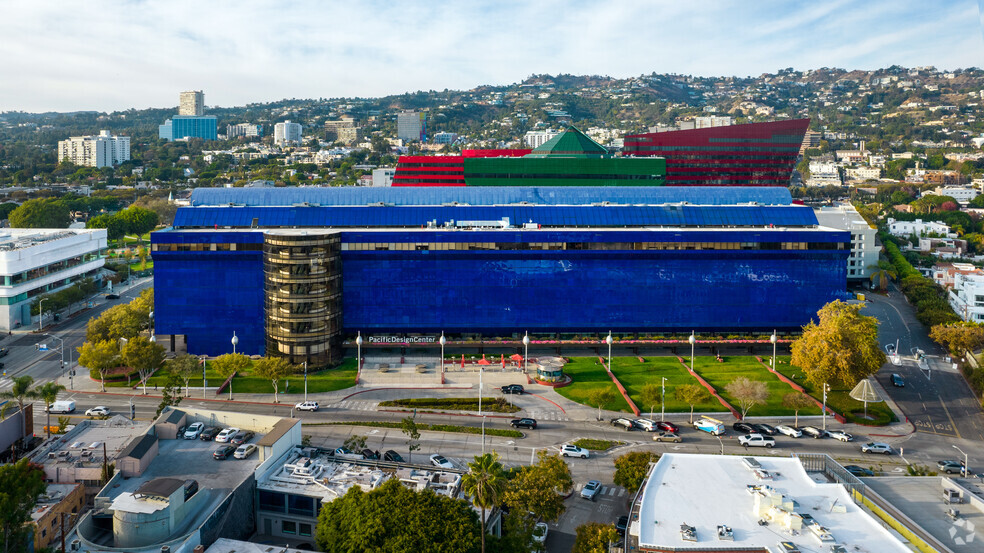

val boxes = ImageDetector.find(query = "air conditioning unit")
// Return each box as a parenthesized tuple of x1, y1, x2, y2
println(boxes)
(70, 540, 81, 551)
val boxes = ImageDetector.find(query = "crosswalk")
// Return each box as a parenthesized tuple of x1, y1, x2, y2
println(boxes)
(575, 482, 628, 498)
(333, 400, 380, 411)
(0, 376, 51, 393)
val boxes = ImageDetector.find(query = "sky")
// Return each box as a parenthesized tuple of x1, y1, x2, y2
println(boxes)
(1, 0, 982, 113)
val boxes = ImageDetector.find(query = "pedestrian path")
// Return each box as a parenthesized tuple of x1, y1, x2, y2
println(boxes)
(332, 400, 380, 411)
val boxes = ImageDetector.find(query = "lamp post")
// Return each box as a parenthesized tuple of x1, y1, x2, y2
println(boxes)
(689, 331, 696, 371)
(522, 332, 529, 374)
(149, 311, 154, 342)
(478, 361, 484, 418)
(770, 330, 777, 368)
(605, 331, 613, 371)
(822, 382, 830, 431)
(303, 361, 308, 401)
(231, 331, 238, 355)
(954, 445, 969, 477)
(38, 298, 46, 332)
(439, 332, 446, 375)
(43, 335, 66, 387)
(200, 355, 207, 399)
(355, 331, 362, 373)
(661, 377, 668, 422)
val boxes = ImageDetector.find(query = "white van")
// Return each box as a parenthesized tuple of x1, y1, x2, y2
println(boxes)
(47, 400, 76, 414)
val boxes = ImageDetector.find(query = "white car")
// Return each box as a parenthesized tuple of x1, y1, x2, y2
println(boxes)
(295, 401, 319, 412)
(183, 422, 205, 439)
(430, 454, 454, 469)
(215, 427, 240, 443)
(861, 442, 893, 455)
(234, 443, 257, 459)
(775, 425, 802, 438)
(827, 430, 853, 442)
(84, 406, 111, 417)
(561, 444, 589, 459)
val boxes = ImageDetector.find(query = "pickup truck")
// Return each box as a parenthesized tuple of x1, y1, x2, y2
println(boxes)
(738, 433, 776, 448)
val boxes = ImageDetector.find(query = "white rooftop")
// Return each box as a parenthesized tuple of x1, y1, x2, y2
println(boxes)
(635, 454, 910, 553)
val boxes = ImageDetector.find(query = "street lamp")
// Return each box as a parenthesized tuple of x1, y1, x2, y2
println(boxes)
(770, 330, 777, 368)
(303, 361, 308, 401)
(38, 298, 46, 332)
(439, 332, 446, 375)
(954, 445, 969, 477)
(200, 355, 207, 399)
(605, 331, 613, 371)
(822, 382, 830, 431)
(661, 377, 668, 422)
(689, 331, 696, 371)
(231, 331, 238, 355)
(522, 332, 530, 374)
(355, 331, 363, 372)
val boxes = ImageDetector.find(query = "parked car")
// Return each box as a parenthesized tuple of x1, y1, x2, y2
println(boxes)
(861, 442, 893, 455)
(937, 460, 967, 474)
(183, 422, 205, 439)
(510, 418, 537, 429)
(800, 426, 826, 439)
(0, 347, 9, 358)
(105, 294, 120, 300)
(656, 421, 679, 433)
(501, 384, 525, 394)
(615, 515, 629, 536)
(383, 450, 404, 463)
(633, 418, 658, 432)
(561, 444, 590, 459)
(653, 431, 682, 443)
(430, 454, 454, 469)
(843, 465, 874, 477)
(775, 425, 802, 438)
(230, 430, 254, 445)
(85, 406, 111, 417)
(580, 480, 602, 500)
(827, 430, 853, 442)
(215, 427, 240, 443)
(611, 417, 636, 431)
(361, 449, 380, 460)
(733, 421, 756, 433)
(738, 433, 776, 448)
(199, 427, 220, 441)
(752, 423, 776, 436)
(891, 373, 905, 387)
(234, 444, 257, 459)
(213, 445, 236, 460)
(295, 401, 319, 412)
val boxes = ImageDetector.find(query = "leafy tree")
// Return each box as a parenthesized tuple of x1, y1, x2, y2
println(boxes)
(613, 451, 659, 494)
(639, 382, 662, 419)
(790, 300, 887, 387)
(122, 335, 165, 395)
(8, 198, 70, 228)
(782, 392, 816, 427)
(118, 206, 159, 241)
(0, 376, 35, 448)
(251, 356, 294, 402)
(343, 435, 367, 452)
(168, 354, 199, 397)
(0, 202, 19, 220)
(461, 453, 507, 553)
(86, 303, 146, 343)
(401, 416, 421, 463)
(211, 353, 251, 400)
(930, 322, 984, 357)
(314, 478, 481, 553)
(0, 459, 47, 553)
(501, 452, 573, 524)
(588, 387, 617, 420)
(34, 381, 66, 439)
(674, 383, 711, 422)
(725, 377, 769, 419)
(87, 213, 126, 240)
(77, 339, 121, 391)
(868, 260, 897, 291)
(572, 522, 619, 553)
(156, 374, 184, 418)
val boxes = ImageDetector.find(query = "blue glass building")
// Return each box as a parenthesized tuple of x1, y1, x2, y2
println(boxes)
(151, 187, 849, 364)
(159, 116, 218, 141)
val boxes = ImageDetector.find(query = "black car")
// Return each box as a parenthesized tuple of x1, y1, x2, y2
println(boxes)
(105, 294, 120, 300)
(843, 465, 874, 477)
(615, 515, 629, 536)
(501, 384, 525, 394)
(891, 373, 905, 387)
(213, 445, 236, 460)
(0, 347, 8, 358)
(752, 423, 776, 436)
(656, 421, 679, 433)
(230, 431, 255, 445)
(733, 421, 756, 433)
(383, 450, 404, 463)
(800, 426, 826, 439)
(511, 418, 537, 429)
(199, 427, 220, 441)
(611, 417, 636, 430)
(361, 449, 381, 460)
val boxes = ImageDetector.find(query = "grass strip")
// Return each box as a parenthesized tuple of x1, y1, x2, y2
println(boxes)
(310, 420, 524, 438)
(571, 438, 623, 451)
(378, 397, 520, 413)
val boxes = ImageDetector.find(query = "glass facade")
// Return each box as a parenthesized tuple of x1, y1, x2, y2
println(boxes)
(159, 116, 218, 141)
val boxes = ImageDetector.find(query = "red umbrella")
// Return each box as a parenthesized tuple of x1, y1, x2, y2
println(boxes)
(461, 354, 465, 368)
(510, 353, 524, 361)
(478, 355, 491, 365)
(501, 354, 505, 368)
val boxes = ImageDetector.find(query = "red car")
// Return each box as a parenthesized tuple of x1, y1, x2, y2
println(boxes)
(656, 421, 679, 433)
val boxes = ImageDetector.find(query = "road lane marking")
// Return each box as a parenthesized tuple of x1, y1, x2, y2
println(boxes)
(939, 398, 963, 440)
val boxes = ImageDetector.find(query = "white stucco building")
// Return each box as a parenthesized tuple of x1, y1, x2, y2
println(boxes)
(949, 272, 984, 322)
(0, 228, 107, 330)
(933, 186, 980, 204)
(274, 121, 303, 146)
(815, 204, 879, 281)
(58, 131, 130, 168)
(887, 218, 954, 238)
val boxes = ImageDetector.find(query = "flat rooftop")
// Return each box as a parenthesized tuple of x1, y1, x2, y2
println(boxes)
(31, 483, 80, 522)
(205, 538, 309, 553)
(0, 228, 100, 252)
(635, 453, 910, 552)
(29, 417, 149, 467)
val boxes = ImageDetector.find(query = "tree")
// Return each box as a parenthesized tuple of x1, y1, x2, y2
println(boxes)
(8, 198, 70, 228)
(639, 382, 662, 419)
(0, 459, 47, 553)
(343, 435, 367, 452)
(122, 336, 165, 395)
(86, 303, 145, 343)
(401, 416, 421, 463)
(868, 260, 897, 291)
(168, 354, 199, 397)
(501, 452, 573, 524)
(613, 451, 659, 494)
(77, 339, 121, 391)
(0, 376, 35, 448)
(251, 356, 294, 402)
(34, 381, 66, 439)
(461, 453, 507, 553)
(118, 206, 160, 241)
(314, 478, 480, 553)
(572, 522, 619, 553)
(211, 353, 251, 400)
(725, 377, 769, 419)
(782, 392, 816, 427)
(930, 322, 984, 357)
(156, 374, 184, 418)
(790, 300, 887, 388)
(675, 383, 711, 422)
(86, 213, 126, 240)
(588, 387, 616, 420)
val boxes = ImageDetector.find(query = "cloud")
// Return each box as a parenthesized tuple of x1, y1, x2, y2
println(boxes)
(0, 0, 980, 112)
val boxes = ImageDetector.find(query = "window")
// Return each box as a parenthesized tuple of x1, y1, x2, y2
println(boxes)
(288, 494, 315, 516)
(259, 490, 286, 513)
(299, 523, 312, 537)
(283, 521, 297, 535)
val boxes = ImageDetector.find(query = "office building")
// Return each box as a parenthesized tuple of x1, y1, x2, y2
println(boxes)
(159, 116, 218, 141)
(226, 123, 263, 139)
(179, 91, 204, 116)
(274, 121, 303, 146)
(431, 132, 458, 144)
(392, 150, 529, 187)
(58, 131, 130, 168)
(324, 118, 359, 144)
(151, 186, 848, 364)
(396, 111, 426, 141)
(371, 168, 395, 187)
(0, 229, 107, 331)
(623, 119, 810, 186)
(814, 204, 878, 282)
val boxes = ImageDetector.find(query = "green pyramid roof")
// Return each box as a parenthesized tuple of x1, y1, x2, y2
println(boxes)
(527, 126, 609, 158)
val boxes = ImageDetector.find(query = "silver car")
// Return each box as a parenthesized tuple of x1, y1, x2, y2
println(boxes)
(861, 442, 893, 455)
(581, 480, 602, 500)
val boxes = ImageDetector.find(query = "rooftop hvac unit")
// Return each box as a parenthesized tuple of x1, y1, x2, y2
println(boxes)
(70, 540, 80, 551)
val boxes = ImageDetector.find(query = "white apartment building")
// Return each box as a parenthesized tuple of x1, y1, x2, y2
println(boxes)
(371, 168, 395, 187)
(58, 131, 130, 168)
(693, 115, 733, 128)
(933, 186, 979, 204)
(0, 229, 107, 331)
(226, 123, 263, 139)
(807, 160, 841, 186)
(933, 262, 981, 288)
(396, 111, 426, 141)
(523, 130, 561, 148)
(179, 90, 204, 116)
(845, 166, 881, 181)
(887, 218, 954, 238)
(949, 272, 984, 322)
(814, 204, 879, 281)
(274, 120, 303, 146)
(431, 132, 458, 144)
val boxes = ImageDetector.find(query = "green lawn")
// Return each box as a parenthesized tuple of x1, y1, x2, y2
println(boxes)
(691, 356, 822, 417)
(611, 357, 722, 414)
(553, 357, 632, 412)
(135, 358, 358, 394)
(771, 356, 895, 425)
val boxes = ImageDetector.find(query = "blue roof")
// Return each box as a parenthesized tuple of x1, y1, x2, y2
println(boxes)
(172, 204, 818, 229)
(189, 186, 792, 207)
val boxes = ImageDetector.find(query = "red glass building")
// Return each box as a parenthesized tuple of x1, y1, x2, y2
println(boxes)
(392, 149, 530, 186)
(623, 119, 810, 186)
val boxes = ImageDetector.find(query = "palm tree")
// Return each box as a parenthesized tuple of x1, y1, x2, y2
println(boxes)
(35, 381, 67, 439)
(461, 452, 506, 553)
(868, 260, 897, 291)
(0, 376, 35, 446)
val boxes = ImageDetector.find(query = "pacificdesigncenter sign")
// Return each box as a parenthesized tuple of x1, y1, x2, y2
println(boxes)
(366, 335, 438, 344)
